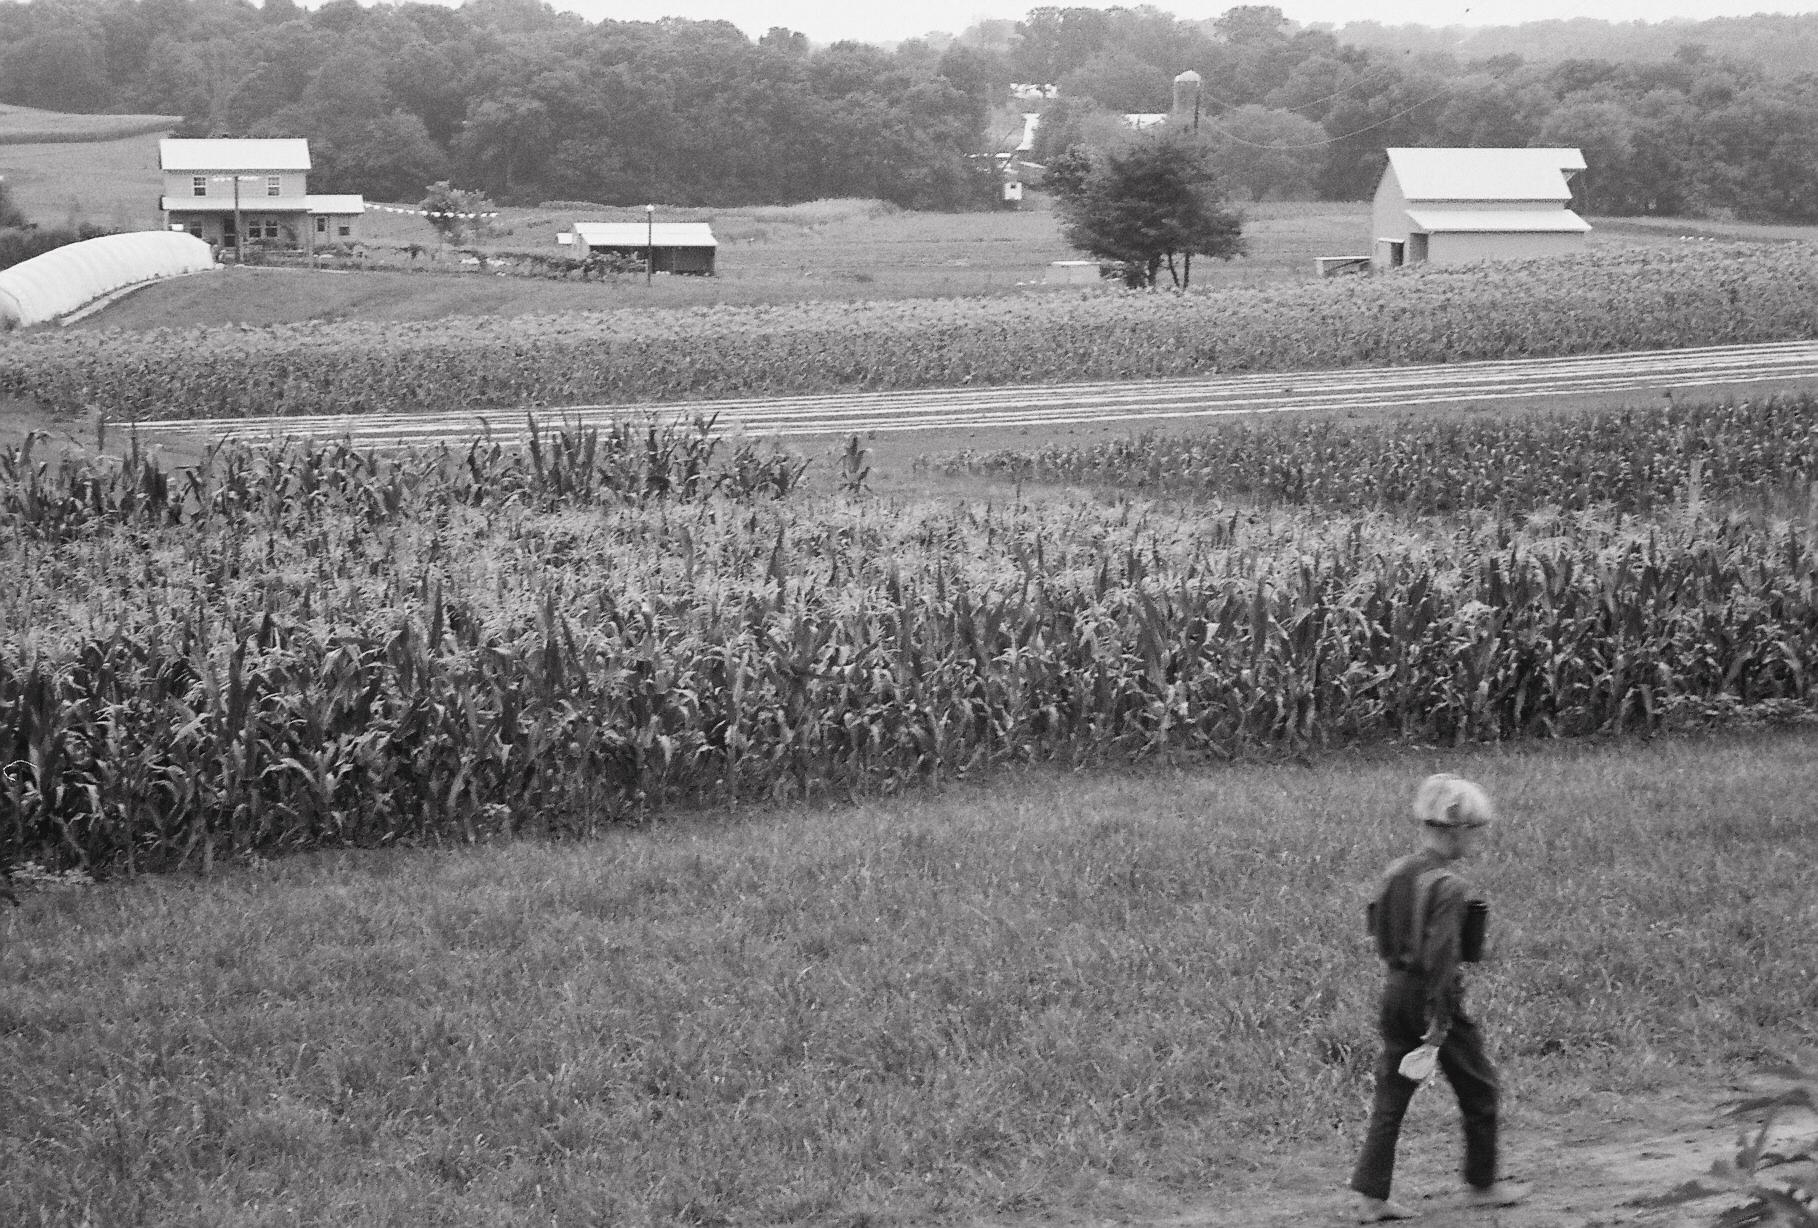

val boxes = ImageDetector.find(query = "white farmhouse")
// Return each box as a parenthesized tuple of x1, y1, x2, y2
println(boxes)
(159, 138, 365, 256)
(1372, 148, 1590, 270)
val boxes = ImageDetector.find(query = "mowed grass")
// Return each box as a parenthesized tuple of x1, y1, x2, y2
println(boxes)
(65, 197, 1818, 333)
(0, 120, 172, 232)
(3, 114, 1813, 328)
(70, 198, 1383, 330)
(0, 104, 176, 145)
(4, 730, 1814, 1226)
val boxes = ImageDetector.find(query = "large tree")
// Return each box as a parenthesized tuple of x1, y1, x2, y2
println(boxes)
(1048, 128, 1244, 288)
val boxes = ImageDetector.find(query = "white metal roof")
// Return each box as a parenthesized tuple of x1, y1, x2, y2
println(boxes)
(571, 222, 717, 248)
(1406, 209, 1592, 234)
(306, 195, 365, 214)
(0, 231, 214, 327)
(1387, 148, 1585, 203)
(159, 138, 311, 172)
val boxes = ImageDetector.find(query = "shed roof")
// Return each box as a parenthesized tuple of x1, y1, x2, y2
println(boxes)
(160, 138, 311, 172)
(572, 222, 717, 248)
(1387, 147, 1585, 203)
(1406, 209, 1592, 234)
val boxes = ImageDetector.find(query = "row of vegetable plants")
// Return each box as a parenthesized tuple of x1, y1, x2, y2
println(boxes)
(1, 243, 1815, 421)
(932, 393, 1818, 517)
(1, 413, 809, 539)
(5, 434, 1815, 871)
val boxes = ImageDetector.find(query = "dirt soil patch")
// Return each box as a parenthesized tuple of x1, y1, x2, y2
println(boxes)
(0, 394, 215, 469)
(981, 1072, 1815, 1228)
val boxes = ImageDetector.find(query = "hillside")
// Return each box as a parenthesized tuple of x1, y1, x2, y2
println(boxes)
(0, 124, 166, 231)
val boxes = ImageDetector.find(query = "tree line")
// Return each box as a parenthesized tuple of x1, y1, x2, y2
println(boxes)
(1014, 5, 1818, 222)
(0, 0, 1002, 209)
(0, 0, 1814, 222)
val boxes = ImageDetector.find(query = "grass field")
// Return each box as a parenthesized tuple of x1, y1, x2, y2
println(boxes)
(68, 197, 1385, 330)
(2, 119, 1814, 329)
(6, 112, 1818, 1228)
(4, 730, 1814, 1225)
(0, 131, 171, 232)
(0, 104, 176, 146)
(62, 195, 1818, 332)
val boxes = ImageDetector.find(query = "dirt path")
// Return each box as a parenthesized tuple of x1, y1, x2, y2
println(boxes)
(112, 340, 1818, 447)
(989, 1074, 1815, 1228)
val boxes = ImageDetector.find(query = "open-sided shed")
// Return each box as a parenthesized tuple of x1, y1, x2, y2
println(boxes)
(568, 222, 717, 275)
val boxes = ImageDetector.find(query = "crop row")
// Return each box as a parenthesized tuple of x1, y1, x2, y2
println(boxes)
(3, 243, 1817, 421)
(934, 393, 1818, 517)
(5, 435, 1816, 870)
(2, 414, 811, 540)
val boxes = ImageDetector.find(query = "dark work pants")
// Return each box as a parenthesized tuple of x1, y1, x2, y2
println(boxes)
(1349, 970, 1500, 1200)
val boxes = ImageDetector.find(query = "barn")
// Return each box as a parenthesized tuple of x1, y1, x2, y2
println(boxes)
(1372, 148, 1590, 270)
(567, 222, 717, 275)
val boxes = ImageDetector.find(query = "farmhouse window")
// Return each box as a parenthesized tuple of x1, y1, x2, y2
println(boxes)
(315, 216, 327, 234)
(192, 177, 207, 196)
(338, 223, 351, 237)
(262, 220, 280, 239)
(267, 177, 281, 197)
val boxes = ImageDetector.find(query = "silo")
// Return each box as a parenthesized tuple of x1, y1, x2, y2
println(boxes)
(1172, 70, 1202, 130)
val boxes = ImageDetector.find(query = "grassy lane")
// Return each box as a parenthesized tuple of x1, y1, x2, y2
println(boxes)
(4, 730, 1814, 1226)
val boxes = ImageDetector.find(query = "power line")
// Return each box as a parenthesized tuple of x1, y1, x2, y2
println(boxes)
(1192, 51, 1416, 118)
(1189, 79, 1458, 150)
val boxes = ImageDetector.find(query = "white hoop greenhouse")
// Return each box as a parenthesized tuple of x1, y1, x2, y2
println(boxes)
(0, 231, 215, 328)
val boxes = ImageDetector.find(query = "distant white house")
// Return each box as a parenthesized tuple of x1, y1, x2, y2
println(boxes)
(158, 138, 365, 254)
(564, 221, 717, 275)
(1371, 147, 1590, 270)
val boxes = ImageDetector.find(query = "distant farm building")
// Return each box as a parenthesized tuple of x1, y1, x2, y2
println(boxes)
(1172, 70, 1202, 127)
(565, 222, 717, 275)
(158, 138, 366, 255)
(1017, 112, 1039, 153)
(1044, 260, 1103, 285)
(1372, 148, 1590, 270)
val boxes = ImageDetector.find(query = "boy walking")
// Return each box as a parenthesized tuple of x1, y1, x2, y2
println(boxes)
(1350, 773, 1527, 1222)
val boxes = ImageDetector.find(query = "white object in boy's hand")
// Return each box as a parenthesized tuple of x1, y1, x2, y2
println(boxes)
(1398, 1043, 1439, 1083)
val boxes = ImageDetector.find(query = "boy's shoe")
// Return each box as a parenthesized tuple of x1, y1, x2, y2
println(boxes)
(1355, 1196, 1418, 1222)
(1464, 1181, 1529, 1208)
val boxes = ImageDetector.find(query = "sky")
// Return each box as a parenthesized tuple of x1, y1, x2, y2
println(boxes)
(550, 1, 1818, 46)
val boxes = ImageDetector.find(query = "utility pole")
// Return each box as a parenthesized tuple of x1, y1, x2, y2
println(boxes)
(645, 203, 655, 286)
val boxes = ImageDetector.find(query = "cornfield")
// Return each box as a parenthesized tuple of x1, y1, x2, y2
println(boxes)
(4, 243, 1817, 422)
(933, 393, 1818, 517)
(6, 413, 1818, 873)
(1, 413, 808, 539)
